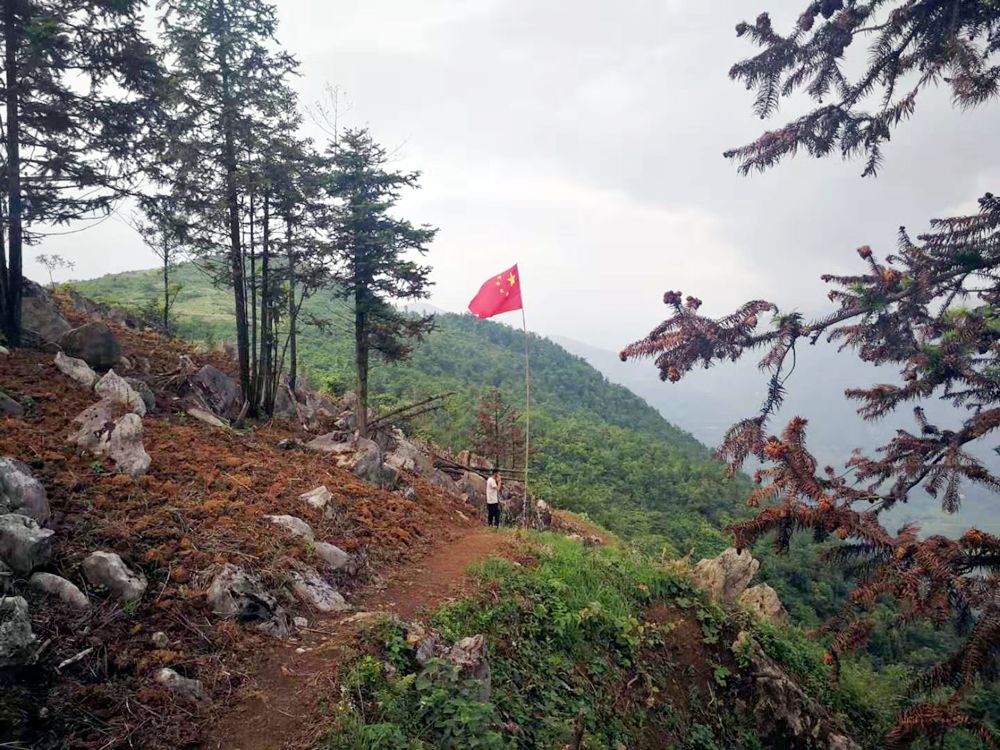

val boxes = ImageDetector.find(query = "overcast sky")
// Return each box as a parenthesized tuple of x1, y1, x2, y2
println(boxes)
(32, 0, 1000, 353)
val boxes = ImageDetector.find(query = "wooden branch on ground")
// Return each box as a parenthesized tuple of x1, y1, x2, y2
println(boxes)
(368, 392, 455, 431)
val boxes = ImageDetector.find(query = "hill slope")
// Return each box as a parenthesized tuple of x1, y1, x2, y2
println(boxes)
(72, 264, 750, 557)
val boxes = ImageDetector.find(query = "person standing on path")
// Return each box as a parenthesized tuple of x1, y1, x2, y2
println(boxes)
(486, 468, 502, 527)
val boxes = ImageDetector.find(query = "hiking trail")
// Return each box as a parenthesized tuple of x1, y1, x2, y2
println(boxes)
(209, 527, 512, 750)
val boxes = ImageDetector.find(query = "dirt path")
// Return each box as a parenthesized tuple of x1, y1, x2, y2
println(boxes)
(208, 528, 512, 750)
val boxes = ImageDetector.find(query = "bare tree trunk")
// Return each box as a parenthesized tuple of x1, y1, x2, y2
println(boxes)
(354, 287, 369, 438)
(286, 217, 298, 393)
(162, 243, 170, 332)
(248, 177, 258, 411)
(215, 0, 251, 413)
(259, 189, 273, 414)
(3, 4, 24, 347)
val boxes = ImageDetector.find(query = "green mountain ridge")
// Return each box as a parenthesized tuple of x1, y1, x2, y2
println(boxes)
(71, 263, 748, 559)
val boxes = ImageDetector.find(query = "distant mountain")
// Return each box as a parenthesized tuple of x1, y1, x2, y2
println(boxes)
(553, 335, 999, 536)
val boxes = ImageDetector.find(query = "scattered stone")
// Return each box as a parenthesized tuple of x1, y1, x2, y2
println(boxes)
(305, 434, 393, 486)
(22, 283, 71, 345)
(59, 321, 122, 370)
(273, 384, 297, 418)
(295, 647, 307, 654)
(738, 584, 790, 626)
(692, 547, 760, 603)
(385, 435, 434, 477)
(314, 541, 351, 571)
(189, 364, 240, 418)
(264, 514, 314, 541)
(186, 407, 229, 429)
(70, 401, 151, 477)
(54, 351, 99, 388)
(0, 391, 23, 417)
(151, 631, 170, 649)
(293, 616, 309, 629)
(289, 567, 350, 613)
(118, 356, 133, 371)
(0, 514, 54, 574)
(342, 611, 385, 625)
(125, 378, 156, 413)
(205, 563, 292, 638)
(0, 457, 50, 523)
(0, 345, 8, 356)
(154, 668, 206, 704)
(28, 572, 89, 610)
(447, 634, 492, 700)
(81, 551, 147, 602)
(299, 486, 332, 512)
(0, 596, 35, 666)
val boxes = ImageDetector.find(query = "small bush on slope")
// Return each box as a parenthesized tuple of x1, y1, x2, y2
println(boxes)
(321, 533, 882, 750)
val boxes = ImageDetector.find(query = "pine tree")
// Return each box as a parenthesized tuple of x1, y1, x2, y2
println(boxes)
(156, 0, 302, 415)
(625, 3, 1000, 743)
(0, 0, 160, 345)
(469, 389, 528, 472)
(325, 129, 436, 438)
(130, 197, 186, 333)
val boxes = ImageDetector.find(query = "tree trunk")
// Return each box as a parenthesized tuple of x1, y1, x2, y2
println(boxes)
(248, 178, 258, 411)
(3, 4, 24, 347)
(287, 218, 298, 393)
(259, 189, 273, 414)
(215, 0, 251, 413)
(162, 246, 169, 332)
(354, 288, 369, 438)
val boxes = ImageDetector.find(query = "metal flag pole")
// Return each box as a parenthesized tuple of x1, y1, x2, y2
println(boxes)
(521, 304, 531, 528)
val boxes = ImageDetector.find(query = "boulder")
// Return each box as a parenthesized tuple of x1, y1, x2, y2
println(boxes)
(59, 322, 122, 370)
(54, 351, 99, 388)
(0, 457, 50, 523)
(273, 383, 297, 418)
(205, 563, 292, 638)
(0, 514, 54, 574)
(430, 470, 461, 495)
(0, 391, 23, 417)
(69, 401, 151, 477)
(28, 572, 89, 610)
(94, 370, 146, 416)
(288, 567, 350, 613)
(263, 514, 314, 542)
(0, 596, 35, 666)
(125, 378, 156, 413)
(81, 551, 147, 602)
(460, 471, 487, 502)
(692, 547, 760, 603)
(189, 364, 240, 419)
(151, 631, 170, 649)
(447, 634, 492, 700)
(22, 283, 71, 345)
(385, 436, 434, 477)
(186, 407, 228, 430)
(0, 345, 8, 356)
(154, 668, 207, 704)
(306, 434, 394, 486)
(314, 541, 351, 571)
(738, 584, 790, 626)
(299, 486, 332, 512)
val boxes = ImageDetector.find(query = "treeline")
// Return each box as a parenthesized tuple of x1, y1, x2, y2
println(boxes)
(0, 0, 434, 432)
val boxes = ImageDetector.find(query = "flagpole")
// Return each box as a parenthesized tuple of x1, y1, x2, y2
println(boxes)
(521, 305, 531, 528)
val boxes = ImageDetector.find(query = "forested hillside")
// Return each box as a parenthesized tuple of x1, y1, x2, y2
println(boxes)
(72, 264, 750, 558)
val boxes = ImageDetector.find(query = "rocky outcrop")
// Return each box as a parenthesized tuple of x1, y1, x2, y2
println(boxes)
(28, 572, 90, 610)
(738, 584, 790, 626)
(125, 378, 156, 413)
(54, 351, 99, 388)
(0, 458, 50, 523)
(82, 551, 147, 602)
(0, 596, 35, 666)
(155, 668, 207, 704)
(69, 400, 151, 477)
(692, 547, 760, 603)
(206, 563, 292, 638)
(0, 514, 54, 574)
(59, 322, 122, 370)
(745, 649, 860, 750)
(189, 364, 240, 419)
(94, 370, 147, 416)
(385, 433, 434, 477)
(288, 567, 350, 613)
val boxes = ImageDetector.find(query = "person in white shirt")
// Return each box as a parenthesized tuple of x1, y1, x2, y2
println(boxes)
(485, 468, 502, 527)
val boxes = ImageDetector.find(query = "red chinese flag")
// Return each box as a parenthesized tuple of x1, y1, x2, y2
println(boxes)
(468, 264, 523, 319)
